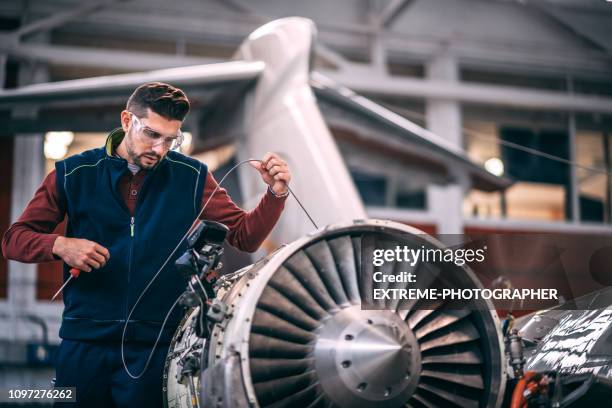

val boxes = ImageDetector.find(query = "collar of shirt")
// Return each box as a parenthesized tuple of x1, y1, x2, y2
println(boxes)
(106, 128, 142, 175)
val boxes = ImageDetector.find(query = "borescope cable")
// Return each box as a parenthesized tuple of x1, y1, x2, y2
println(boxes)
(121, 158, 318, 379)
(287, 184, 318, 229)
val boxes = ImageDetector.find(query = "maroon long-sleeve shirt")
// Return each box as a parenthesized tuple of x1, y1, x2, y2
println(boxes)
(2, 167, 286, 263)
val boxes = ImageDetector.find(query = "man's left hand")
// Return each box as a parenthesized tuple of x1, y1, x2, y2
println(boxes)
(250, 152, 291, 195)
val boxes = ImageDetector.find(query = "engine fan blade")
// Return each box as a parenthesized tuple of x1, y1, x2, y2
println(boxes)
(249, 333, 312, 359)
(267, 383, 325, 408)
(258, 286, 321, 331)
(421, 345, 484, 365)
(415, 310, 472, 339)
(327, 236, 361, 304)
(410, 392, 437, 408)
(421, 366, 484, 390)
(396, 263, 443, 316)
(250, 357, 314, 382)
(304, 241, 350, 307)
(268, 267, 329, 320)
(417, 383, 479, 408)
(284, 251, 338, 311)
(419, 320, 480, 352)
(253, 371, 318, 406)
(406, 302, 444, 330)
(252, 308, 316, 344)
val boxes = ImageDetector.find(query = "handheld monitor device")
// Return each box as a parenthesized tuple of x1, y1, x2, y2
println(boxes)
(175, 220, 229, 278)
(187, 220, 228, 250)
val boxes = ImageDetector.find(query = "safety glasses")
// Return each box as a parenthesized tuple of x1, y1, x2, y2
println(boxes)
(130, 113, 184, 151)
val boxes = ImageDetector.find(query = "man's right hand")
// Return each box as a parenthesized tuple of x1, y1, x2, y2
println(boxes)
(52, 236, 110, 272)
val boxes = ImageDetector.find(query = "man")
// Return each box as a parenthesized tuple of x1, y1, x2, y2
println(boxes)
(1, 82, 291, 407)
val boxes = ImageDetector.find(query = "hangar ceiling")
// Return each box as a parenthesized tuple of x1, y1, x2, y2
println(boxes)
(1, 0, 611, 78)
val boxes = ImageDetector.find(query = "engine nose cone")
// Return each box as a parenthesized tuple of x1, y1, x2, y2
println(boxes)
(348, 322, 412, 386)
(314, 306, 421, 408)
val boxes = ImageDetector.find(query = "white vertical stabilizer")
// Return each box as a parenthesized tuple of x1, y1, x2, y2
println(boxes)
(235, 17, 366, 244)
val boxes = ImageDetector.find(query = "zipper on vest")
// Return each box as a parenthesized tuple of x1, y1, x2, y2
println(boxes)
(125, 216, 135, 328)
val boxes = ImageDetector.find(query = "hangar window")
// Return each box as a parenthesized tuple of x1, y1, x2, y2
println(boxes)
(395, 190, 426, 210)
(575, 114, 612, 223)
(464, 111, 612, 224)
(500, 126, 570, 221)
(350, 170, 387, 206)
(463, 111, 570, 222)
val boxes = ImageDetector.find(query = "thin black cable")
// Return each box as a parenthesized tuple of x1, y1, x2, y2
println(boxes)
(287, 184, 318, 229)
(121, 157, 317, 379)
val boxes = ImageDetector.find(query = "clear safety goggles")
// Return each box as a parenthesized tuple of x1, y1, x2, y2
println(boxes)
(130, 113, 184, 151)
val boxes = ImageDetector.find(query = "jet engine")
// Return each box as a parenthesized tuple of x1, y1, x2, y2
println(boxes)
(164, 219, 506, 408)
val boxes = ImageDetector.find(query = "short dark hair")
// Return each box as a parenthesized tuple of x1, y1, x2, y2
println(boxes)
(126, 82, 190, 121)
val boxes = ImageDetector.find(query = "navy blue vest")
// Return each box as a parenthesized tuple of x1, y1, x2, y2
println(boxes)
(55, 129, 207, 343)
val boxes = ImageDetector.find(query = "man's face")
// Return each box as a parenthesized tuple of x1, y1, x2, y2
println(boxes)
(121, 108, 183, 170)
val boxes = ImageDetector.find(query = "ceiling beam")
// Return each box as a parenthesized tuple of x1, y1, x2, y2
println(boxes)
(2, 1, 610, 78)
(14, 0, 122, 40)
(527, 2, 612, 55)
(1, 43, 220, 71)
(378, 0, 415, 28)
(0, 60, 264, 105)
(318, 69, 612, 114)
(33, 12, 612, 77)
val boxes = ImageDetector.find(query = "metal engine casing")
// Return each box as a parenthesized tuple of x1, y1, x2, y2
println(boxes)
(166, 220, 506, 408)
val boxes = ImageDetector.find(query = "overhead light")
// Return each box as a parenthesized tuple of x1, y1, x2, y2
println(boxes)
(44, 142, 68, 160)
(44, 131, 74, 160)
(484, 157, 504, 176)
(45, 131, 74, 146)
